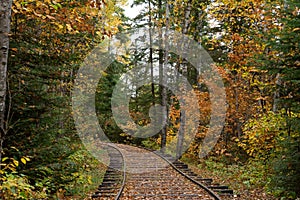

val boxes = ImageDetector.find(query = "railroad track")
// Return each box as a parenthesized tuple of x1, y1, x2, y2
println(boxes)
(92, 144, 234, 200)
(92, 144, 126, 199)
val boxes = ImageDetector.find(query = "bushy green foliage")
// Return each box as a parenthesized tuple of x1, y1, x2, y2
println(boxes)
(239, 110, 300, 198)
(270, 132, 300, 198)
(3, 0, 122, 197)
(96, 61, 127, 142)
(0, 172, 47, 199)
(141, 138, 160, 150)
(197, 157, 272, 191)
(64, 149, 106, 198)
(260, 0, 300, 198)
(0, 154, 47, 199)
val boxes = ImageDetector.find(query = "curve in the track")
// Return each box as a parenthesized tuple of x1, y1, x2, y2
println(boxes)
(92, 144, 233, 200)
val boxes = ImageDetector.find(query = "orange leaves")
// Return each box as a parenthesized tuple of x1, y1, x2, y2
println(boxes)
(231, 33, 242, 41)
(227, 32, 264, 66)
(10, 0, 123, 60)
(12, 0, 106, 35)
(169, 103, 180, 125)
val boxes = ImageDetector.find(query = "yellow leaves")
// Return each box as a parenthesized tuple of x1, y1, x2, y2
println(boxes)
(12, 0, 115, 36)
(238, 112, 286, 160)
(14, 1, 22, 10)
(20, 157, 30, 165)
(96, 31, 102, 36)
(90, 9, 100, 17)
(293, 27, 300, 32)
(101, 71, 108, 77)
(2, 157, 9, 162)
(233, 137, 240, 142)
(1, 154, 31, 176)
(13, 160, 19, 167)
(246, 148, 255, 157)
(56, 23, 64, 30)
(66, 24, 73, 32)
(10, 146, 19, 152)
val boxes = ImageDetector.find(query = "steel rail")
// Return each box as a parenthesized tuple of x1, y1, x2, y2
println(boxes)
(152, 149, 222, 200)
(99, 144, 223, 200)
(104, 143, 126, 200)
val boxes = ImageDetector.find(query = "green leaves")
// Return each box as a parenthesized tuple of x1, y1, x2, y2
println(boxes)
(4, 0, 124, 198)
(50, 3, 62, 10)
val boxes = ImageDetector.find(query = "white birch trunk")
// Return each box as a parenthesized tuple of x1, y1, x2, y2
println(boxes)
(0, 0, 13, 168)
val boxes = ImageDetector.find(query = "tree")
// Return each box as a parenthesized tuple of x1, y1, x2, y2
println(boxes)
(0, 0, 13, 167)
(176, 0, 192, 158)
(1, 0, 125, 197)
(129, 0, 214, 157)
(260, 0, 300, 196)
(130, 0, 168, 149)
(161, 0, 170, 152)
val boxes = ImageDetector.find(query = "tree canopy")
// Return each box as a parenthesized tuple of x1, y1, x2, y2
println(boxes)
(0, 0, 299, 199)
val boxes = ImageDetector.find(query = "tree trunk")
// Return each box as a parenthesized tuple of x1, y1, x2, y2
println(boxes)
(158, 0, 167, 152)
(176, 0, 192, 158)
(273, 73, 281, 113)
(148, 0, 155, 107)
(160, 0, 170, 152)
(234, 74, 242, 138)
(0, 0, 13, 168)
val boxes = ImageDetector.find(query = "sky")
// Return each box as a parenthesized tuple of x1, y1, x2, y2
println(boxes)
(122, 1, 220, 30)
(123, 0, 144, 19)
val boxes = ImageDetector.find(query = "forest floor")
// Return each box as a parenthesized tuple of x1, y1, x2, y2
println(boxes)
(64, 147, 277, 200)
(185, 159, 277, 200)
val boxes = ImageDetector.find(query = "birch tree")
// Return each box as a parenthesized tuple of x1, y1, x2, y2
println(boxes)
(0, 0, 12, 164)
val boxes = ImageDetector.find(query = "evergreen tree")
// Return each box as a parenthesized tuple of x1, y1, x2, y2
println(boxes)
(262, 0, 300, 196)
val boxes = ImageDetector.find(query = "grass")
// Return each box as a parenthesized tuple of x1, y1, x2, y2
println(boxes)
(181, 155, 277, 200)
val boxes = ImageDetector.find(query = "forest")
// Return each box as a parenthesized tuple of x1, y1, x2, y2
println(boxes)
(0, 0, 299, 199)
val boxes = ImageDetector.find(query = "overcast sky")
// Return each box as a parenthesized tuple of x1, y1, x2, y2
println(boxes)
(123, 0, 144, 19)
